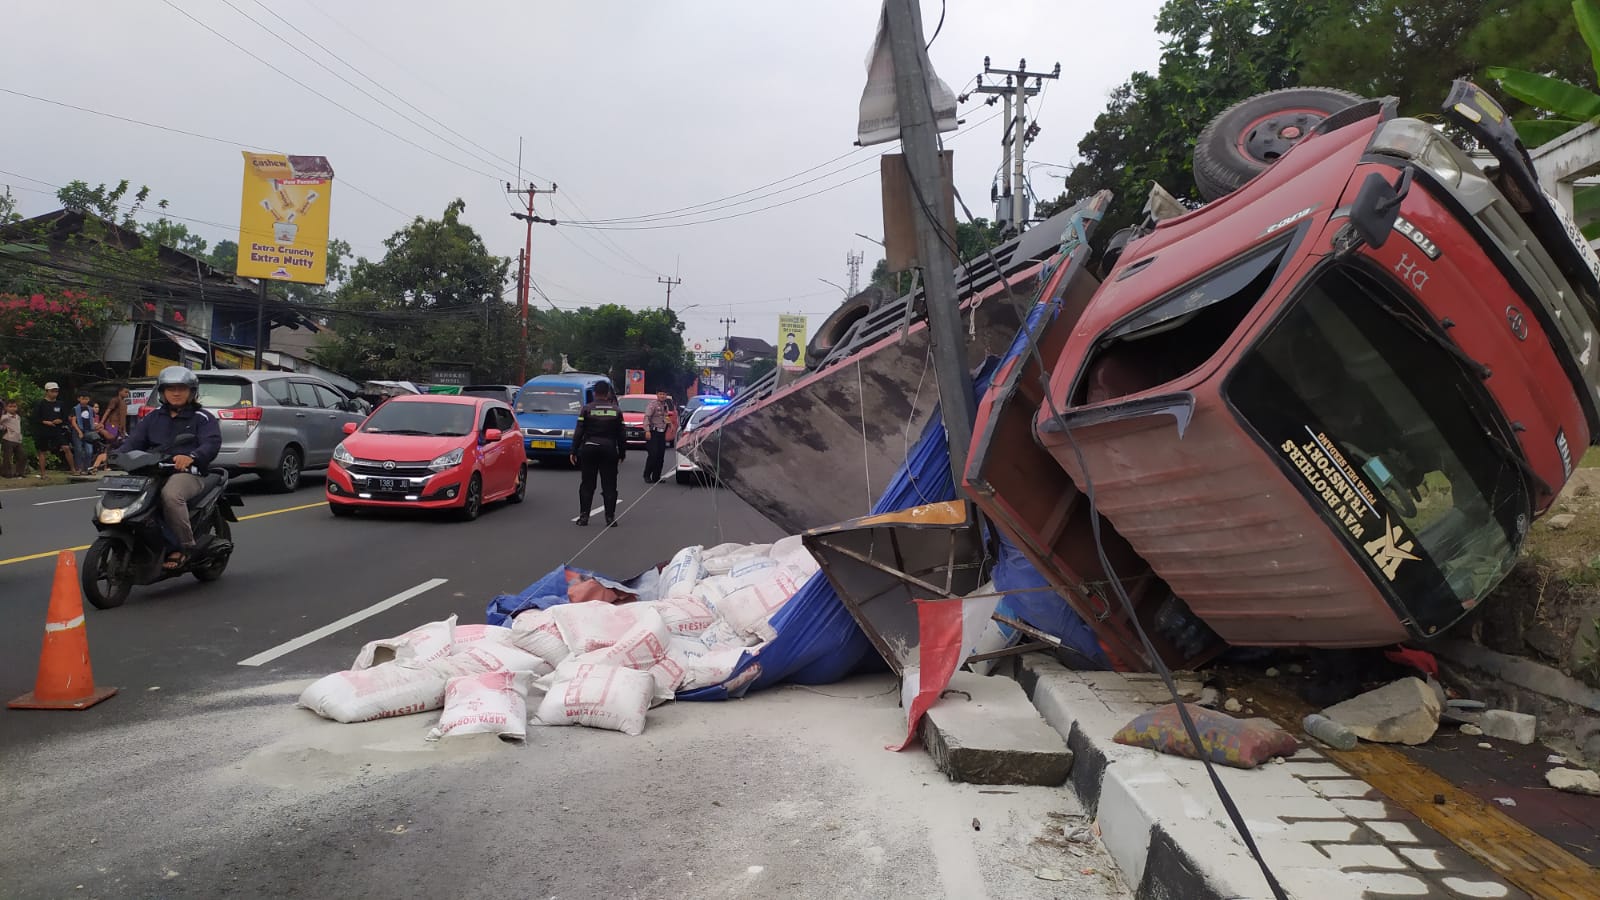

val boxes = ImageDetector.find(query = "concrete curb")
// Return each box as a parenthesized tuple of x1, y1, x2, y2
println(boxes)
(1013, 654, 1525, 900)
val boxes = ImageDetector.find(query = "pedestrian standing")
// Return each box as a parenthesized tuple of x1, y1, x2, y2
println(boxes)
(642, 390, 673, 484)
(32, 382, 75, 476)
(0, 399, 24, 478)
(72, 391, 98, 475)
(570, 380, 625, 527)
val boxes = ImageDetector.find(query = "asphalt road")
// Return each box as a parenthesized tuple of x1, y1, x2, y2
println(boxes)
(0, 459, 1125, 900)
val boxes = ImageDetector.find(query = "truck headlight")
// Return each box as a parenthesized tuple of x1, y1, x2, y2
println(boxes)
(429, 448, 465, 471)
(1371, 118, 1463, 187)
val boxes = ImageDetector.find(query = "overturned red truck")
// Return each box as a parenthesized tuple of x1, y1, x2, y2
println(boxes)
(967, 82, 1600, 669)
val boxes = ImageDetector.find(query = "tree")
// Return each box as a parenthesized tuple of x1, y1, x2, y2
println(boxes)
(0, 187, 20, 225)
(205, 239, 238, 274)
(544, 304, 693, 391)
(55, 179, 163, 230)
(1487, 0, 1600, 145)
(866, 219, 1001, 296)
(139, 218, 208, 256)
(313, 200, 518, 381)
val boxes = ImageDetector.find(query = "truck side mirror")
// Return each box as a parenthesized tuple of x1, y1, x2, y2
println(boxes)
(1349, 167, 1414, 250)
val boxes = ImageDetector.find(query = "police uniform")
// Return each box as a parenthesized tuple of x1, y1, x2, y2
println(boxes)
(573, 395, 625, 526)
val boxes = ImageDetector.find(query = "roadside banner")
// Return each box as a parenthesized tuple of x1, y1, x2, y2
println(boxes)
(626, 369, 646, 394)
(213, 348, 257, 370)
(145, 353, 179, 377)
(778, 314, 808, 372)
(236, 152, 335, 285)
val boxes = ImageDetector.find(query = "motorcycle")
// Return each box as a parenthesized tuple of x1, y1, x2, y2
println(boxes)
(83, 434, 242, 609)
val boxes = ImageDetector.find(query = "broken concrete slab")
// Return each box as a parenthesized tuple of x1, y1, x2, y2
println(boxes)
(1545, 767, 1600, 796)
(1480, 709, 1538, 745)
(1322, 677, 1441, 745)
(921, 672, 1072, 786)
(1546, 513, 1578, 530)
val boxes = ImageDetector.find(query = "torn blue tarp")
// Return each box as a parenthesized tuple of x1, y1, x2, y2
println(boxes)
(991, 535, 1110, 669)
(485, 566, 659, 627)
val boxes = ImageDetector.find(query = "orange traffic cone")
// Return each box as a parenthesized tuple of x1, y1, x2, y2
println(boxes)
(8, 550, 118, 710)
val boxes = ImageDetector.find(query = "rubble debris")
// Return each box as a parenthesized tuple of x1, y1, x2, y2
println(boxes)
(1460, 724, 1484, 736)
(1265, 667, 1281, 678)
(1493, 797, 1517, 807)
(1035, 868, 1068, 882)
(1478, 742, 1494, 749)
(1113, 703, 1297, 769)
(1479, 709, 1537, 745)
(1545, 767, 1600, 796)
(1224, 697, 1243, 713)
(921, 673, 1073, 785)
(1448, 699, 1487, 710)
(1547, 754, 1569, 765)
(1198, 686, 1221, 709)
(1546, 513, 1578, 530)
(1321, 677, 1441, 745)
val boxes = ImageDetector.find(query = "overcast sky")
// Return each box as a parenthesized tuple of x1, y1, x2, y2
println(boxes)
(1, 0, 1167, 350)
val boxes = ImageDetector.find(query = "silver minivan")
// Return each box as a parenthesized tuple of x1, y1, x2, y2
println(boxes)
(183, 371, 368, 492)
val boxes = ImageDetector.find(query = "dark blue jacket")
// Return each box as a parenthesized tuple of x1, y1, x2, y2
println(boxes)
(124, 404, 222, 472)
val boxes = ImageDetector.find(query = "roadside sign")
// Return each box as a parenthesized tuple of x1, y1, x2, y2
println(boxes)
(722, 349, 734, 361)
(236, 152, 335, 285)
(778, 314, 808, 372)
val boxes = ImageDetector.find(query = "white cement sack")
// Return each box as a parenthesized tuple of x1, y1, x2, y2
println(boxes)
(654, 596, 715, 636)
(510, 608, 570, 664)
(669, 635, 712, 659)
(590, 608, 671, 670)
(660, 546, 704, 599)
(776, 546, 820, 581)
(646, 650, 689, 705)
(531, 663, 654, 735)
(688, 575, 733, 613)
(681, 646, 748, 690)
(726, 556, 782, 584)
(436, 642, 553, 678)
(701, 542, 748, 559)
(770, 534, 806, 561)
(700, 619, 760, 649)
(298, 663, 448, 723)
(428, 670, 532, 741)
(719, 565, 802, 642)
(451, 624, 516, 648)
(703, 543, 770, 576)
(352, 616, 456, 670)
(551, 602, 648, 655)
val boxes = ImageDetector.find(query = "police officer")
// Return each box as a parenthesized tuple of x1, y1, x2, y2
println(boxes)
(122, 366, 222, 568)
(570, 380, 625, 527)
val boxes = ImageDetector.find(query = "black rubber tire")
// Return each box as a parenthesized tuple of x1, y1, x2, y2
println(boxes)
(191, 517, 232, 583)
(455, 474, 483, 522)
(82, 539, 132, 609)
(328, 501, 355, 518)
(507, 465, 527, 504)
(676, 471, 692, 486)
(1193, 87, 1367, 202)
(264, 446, 303, 493)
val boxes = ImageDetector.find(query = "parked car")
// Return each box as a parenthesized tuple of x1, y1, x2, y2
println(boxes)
(325, 394, 526, 521)
(672, 399, 730, 484)
(139, 371, 367, 492)
(514, 373, 613, 462)
(461, 384, 522, 405)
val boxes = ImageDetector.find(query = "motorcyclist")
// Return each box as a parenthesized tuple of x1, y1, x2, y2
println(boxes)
(121, 366, 222, 570)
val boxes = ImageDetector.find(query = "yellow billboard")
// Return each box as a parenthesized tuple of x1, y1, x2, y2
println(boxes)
(778, 314, 808, 372)
(236, 152, 334, 285)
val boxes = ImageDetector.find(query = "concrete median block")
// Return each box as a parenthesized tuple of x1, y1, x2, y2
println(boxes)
(920, 672, 1072, 786)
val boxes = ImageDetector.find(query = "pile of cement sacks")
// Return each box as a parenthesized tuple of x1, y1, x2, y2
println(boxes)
(297, 537, 820, 739)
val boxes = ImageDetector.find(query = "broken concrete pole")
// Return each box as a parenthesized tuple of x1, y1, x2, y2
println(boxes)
(1545, 767, 1600, 796)
(920, 672, 1073, 786)
(1546, 513, 1577, 530)
(1480, 709, 1537, 745)
(1321, 677, 1441, 745)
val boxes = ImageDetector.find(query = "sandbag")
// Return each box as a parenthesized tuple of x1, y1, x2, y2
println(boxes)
(646, 651, 688, 705)
(428, 670, 533, 742)
(298, 663, 448, 723)
(532, 663, 655, 735)
(352, 616, 456, 669)
(654, 596, 715, 637)
(452, 624, 515, 648)
(590, 608, 670, 670)
(1113, 704, 1298, 769)
(551, 602, 649, 655)
(688, 575, 733, 613)
(719, 564, 802, 642)
(702, 544, 771, 576)
(660, 546, 704, 600)
(700, 619, 760, 649)
(681, 646, 748, 691)
(437, 642, 553, 678)
(770, 534, 806, 561)
(510, 608, 570, 664)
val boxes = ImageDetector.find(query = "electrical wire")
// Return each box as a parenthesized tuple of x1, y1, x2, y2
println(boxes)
(926, 0, 946, 49)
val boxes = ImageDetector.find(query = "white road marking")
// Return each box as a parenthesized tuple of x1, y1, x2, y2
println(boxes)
(570, 504, 605, 523)
(33, 495, 99, 506)
(236, 577, 448, 667)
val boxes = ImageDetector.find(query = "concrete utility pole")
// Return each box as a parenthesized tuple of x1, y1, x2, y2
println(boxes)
(973, 57, 1059, 232)
(508, 180, 557, 384)
(658, 275, 683, 310)
(884, 0, 975, 486)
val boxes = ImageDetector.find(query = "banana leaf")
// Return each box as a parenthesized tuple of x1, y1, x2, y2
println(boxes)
(1576, 0, 1600, 83)
(1486, 66, 1600, 120)
(1514, 118, 1586, 146)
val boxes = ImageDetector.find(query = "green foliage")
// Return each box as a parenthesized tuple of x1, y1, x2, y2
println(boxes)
(0, 289, 124, 382)
(866, 220, 1002, 296)
(138, 218, 208, 256)
(540, 304, 693, 391)
(313, 200, 519, 382)
(746, 357, 777, 382)
(55, 179, 164, 230)
(0, 187, 20, 225)
(205, 239, 238, 274)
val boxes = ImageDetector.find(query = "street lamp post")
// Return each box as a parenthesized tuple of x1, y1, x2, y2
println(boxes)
(818, 277, 849, 297)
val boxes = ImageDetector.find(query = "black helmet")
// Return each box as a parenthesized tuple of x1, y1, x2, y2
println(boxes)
(156, 365, 199, 407)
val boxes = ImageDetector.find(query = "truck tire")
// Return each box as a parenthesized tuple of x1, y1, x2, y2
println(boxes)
(1193, 87, 1366, 202)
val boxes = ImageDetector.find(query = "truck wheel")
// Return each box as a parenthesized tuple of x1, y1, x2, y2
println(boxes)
(1193, 87, 1366, 202)
(265, 446, 303, 493)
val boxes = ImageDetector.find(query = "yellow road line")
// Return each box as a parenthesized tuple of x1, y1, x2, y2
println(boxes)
(0, 501, 323, 567)
(0, 545, 91, 568)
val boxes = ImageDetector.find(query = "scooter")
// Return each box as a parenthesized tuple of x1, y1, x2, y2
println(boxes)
(82, 434, 242, 609)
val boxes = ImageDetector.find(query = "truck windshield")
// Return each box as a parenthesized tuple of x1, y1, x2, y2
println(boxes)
(1227, 264, 1528, 631)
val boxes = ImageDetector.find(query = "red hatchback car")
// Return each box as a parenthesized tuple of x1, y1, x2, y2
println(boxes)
(326, 395, 526, 521)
